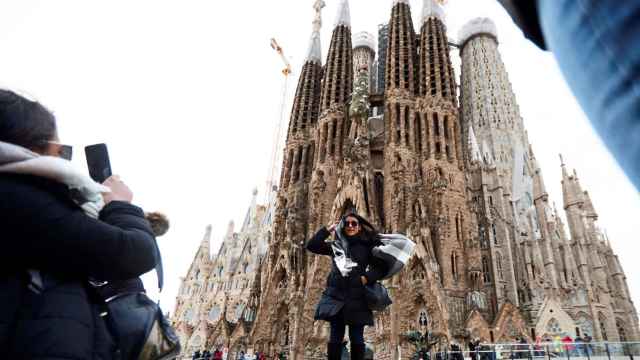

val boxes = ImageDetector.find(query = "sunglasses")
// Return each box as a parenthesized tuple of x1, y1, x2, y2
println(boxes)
(345, 220, 360, 228)
(48, 141, 73, 161)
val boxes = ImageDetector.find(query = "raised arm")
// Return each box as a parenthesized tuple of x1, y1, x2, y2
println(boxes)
(305, 227, 333, 256)
(0, 176, 158, 281)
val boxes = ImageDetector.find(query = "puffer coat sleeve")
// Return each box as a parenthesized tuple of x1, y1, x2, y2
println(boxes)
(305, 227, 332, 256)
(0, 174, 158, 281)
(363, 253, 388, 284)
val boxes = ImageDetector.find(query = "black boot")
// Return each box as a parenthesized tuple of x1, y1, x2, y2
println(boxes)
(350, 343, 365, 360)
(328, 342, 343, 360)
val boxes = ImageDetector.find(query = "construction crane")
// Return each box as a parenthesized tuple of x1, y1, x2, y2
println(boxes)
(265, 38, 293, 206)
(270, 38, 292, 76)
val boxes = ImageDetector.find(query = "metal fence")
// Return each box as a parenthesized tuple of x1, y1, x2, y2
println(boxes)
(181, 341, 640, 360)
(432, 342, 640, 360)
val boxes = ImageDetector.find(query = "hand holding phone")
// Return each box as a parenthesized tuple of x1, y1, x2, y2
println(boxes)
(85, 144, 112, 183)
(85, 144, 132, 204)
(102, 175, 133, 204)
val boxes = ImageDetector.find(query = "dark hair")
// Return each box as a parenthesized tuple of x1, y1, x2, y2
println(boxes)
(0, 89, 57, 153)
(338, 211, 379, 242)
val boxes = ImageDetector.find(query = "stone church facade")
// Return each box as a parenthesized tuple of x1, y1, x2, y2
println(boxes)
(172, 1, 639, 358)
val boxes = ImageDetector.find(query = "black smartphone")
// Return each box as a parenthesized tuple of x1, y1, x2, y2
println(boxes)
(85, 144, 112, 183)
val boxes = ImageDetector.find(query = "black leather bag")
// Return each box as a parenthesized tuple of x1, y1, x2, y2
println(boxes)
(103, 291, 180, 360)
(96, 248, 180, 360)
(364, 282, 392, 311)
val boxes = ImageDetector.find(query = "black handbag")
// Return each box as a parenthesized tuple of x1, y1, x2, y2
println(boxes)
(364, 282, 392, 311)
(96, 248, 180, 360)
(103, 291, 180, 360)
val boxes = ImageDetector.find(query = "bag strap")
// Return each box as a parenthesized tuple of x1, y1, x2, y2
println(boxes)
(154, 240, 164, 293)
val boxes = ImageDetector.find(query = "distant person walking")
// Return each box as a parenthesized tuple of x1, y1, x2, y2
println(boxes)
(0, 89, 159, 359)
(214, 348, 224, 360)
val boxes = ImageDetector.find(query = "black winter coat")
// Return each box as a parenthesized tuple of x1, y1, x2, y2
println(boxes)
(306, 227, 387, 326)
(0, 174, 159, 360)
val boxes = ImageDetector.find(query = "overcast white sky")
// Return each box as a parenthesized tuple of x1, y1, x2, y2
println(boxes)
(1, 0, 639, 315)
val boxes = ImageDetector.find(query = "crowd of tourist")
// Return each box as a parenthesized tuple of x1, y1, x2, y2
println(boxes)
(190, 348, 268, 360)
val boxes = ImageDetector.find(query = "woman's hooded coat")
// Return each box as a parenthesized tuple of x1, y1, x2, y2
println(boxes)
(305, 213, 388, 326)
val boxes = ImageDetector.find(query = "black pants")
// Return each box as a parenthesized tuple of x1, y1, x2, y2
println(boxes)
(329, 312, 365, 345)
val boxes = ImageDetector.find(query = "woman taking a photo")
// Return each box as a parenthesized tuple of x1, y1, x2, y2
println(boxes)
(0, 89, 159, 359)
(306, 212, 388, 360)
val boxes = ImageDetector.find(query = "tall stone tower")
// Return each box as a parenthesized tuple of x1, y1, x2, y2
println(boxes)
(377, 23, 390, 95)
(352, 31, 376, 92)
(459, 17, 524, 317)
(459, 17, 639, 342)
(250, 0, 325, 356)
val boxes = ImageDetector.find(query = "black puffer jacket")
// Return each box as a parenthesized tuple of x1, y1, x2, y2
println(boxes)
(0, 174, 158, 360)
(306, 224, 387, 326)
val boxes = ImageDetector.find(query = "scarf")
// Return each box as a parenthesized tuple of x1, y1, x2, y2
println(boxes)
(0, 141, 110, 218)
(330, 214, 416, 278)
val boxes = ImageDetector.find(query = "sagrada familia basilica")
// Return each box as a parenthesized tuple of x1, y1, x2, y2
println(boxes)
(171, 0, 639, 358)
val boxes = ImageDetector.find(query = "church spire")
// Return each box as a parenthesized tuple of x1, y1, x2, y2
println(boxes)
(422, 0, 445, 23)
(306, 0, 325, 63)
(532, 150, 548, 200)
(385, 0, 418, 95)
(282, 1, 324, 189)
(320, 0, 353, 111)
(199, 225, 212, 260)
(419, 0, 456, 102)
(334, 0, 351, 28)
(468, 125, 482, 164)
(583, 190, 598, 219)
(560, 155, 583, 208)
(481, 140, 494, 166)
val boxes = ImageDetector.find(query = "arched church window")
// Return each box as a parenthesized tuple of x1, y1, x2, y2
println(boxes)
(451, 251, 458, 281)
(395, 103, 401, 144)
(479, 223, 488, 249)
(282, 320, 290, 346)
(209, 305, 221, 321)
(546, 318, 562, 335)
(492, 223, 498, 245)
(575, 314, 594, 338)
(235, 303, 245, 321)
(482, 256, 491, 283)
(444, 116, 449, 140)
(191, 335, 202, 349)
(496, 252, 503, 281)
(185, 308, 194, 323)
(599, 313, 608, 341)
(415, 112, 422, 153)
(404, 106, 410, 146)
(616, 319, 627, 341)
